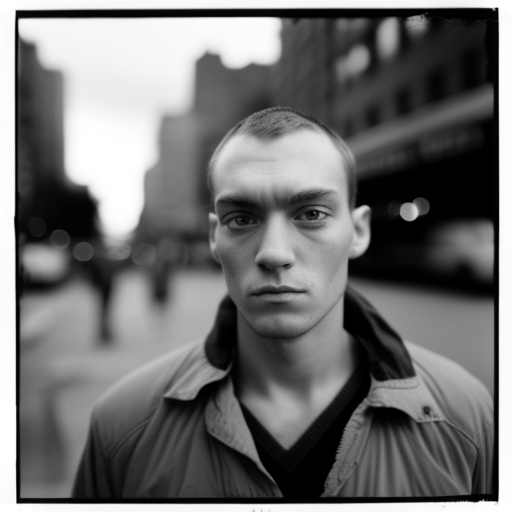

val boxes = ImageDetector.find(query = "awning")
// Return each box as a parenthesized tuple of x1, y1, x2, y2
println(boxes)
(346, 84, 494, 179)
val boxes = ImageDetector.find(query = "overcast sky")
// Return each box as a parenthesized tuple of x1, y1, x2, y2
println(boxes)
(18, 17, 282, 237)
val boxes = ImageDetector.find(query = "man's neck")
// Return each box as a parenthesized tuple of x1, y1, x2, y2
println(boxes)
(233, 299, 360, 448)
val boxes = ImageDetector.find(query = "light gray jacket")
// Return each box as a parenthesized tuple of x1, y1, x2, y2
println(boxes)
(73, 289, 494, 499)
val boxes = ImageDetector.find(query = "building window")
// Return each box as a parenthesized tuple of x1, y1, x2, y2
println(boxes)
(334, 44, 371, 84)
(335, 18, 352, 33)
(376, 17, 401, 60)
(404, 15, 430, 39)
(335, 17, 370, 34)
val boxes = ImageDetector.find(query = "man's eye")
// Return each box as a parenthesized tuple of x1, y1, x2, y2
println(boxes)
(297, 210, 327, 221)
(225, 215, 255, 228)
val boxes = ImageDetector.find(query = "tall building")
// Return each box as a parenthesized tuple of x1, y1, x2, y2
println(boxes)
(274, 18, 335, 122)
(137, 113, 201, 240)
(18, 39, 66, 184)
(17, 38, 99, 241)
(194, 53, 274, 209)
(18, 38, 65, 228)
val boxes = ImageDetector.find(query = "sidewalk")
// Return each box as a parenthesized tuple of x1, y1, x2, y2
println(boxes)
(19, 266, 227, 499)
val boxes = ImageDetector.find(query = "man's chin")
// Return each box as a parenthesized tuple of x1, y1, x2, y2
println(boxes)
(245, 316, 313, 340)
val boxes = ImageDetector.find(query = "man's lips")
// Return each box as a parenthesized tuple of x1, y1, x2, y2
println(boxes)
(251, 285, 304, 296)
(250, 286, 306, 303)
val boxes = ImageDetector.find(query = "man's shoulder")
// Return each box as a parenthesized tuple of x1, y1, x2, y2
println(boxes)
(90, 339, 208, 446)
(405, 341, 493, 436)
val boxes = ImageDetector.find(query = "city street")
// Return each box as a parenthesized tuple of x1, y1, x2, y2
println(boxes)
(18, 267, 495, 499)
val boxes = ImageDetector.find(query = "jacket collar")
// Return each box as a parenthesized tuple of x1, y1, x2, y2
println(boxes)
(204, 285, 416, 381)
(164, 285, 425, 408)
(164, 286, 442, 423)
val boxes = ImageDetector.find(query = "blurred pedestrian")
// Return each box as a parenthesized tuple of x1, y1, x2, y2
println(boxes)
(151, 257, 170, 304)
(151, 238, 179, 305)
(73, 107, 494, 499)
(82, 243, 114, 343)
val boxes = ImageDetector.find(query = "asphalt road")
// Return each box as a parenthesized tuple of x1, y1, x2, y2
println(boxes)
(18, 266, 495, 499)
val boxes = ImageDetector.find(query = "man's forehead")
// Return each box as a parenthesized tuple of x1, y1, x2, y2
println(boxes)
(214, 130, 343, 176)
(210, 129, 349, 204)
(219, 129, 334, 158)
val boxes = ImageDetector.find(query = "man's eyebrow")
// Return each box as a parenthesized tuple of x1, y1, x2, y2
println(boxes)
(215, 188, 338, 209)
(215, 195, 259, 209)
(284, 188, 338, 206)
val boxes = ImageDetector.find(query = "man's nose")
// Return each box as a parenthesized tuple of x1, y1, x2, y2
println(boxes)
(254, 217, 296, 270)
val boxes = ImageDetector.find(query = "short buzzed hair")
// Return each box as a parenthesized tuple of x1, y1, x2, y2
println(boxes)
(207, 107, 358, 208)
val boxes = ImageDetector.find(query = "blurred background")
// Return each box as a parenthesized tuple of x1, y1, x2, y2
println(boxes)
(17, 12, 497, 499)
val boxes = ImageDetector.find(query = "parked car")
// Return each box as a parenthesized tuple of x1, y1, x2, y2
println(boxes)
(424, 218, 494, 287)
(21, 242, 71, 287)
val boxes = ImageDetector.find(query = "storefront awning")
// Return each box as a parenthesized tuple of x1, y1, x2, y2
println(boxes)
(346, 84, 494, 179)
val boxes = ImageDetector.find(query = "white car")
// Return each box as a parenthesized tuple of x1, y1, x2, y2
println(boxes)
(21, 242, 71, 286)
(424, 218, 494, 287)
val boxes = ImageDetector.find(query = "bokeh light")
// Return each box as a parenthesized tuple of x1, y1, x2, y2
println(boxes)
(73, 242, 94, 262)
(50, 229, 70, 249)
(413, 197, 431, 216)
(108, 242, 131, 261)
(28, 216, 46, 237)
(131, 243, 157, 267)
(400, 202, 420, 222)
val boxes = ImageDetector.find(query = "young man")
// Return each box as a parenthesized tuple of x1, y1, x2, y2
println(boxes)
(73, 107, 494, 499)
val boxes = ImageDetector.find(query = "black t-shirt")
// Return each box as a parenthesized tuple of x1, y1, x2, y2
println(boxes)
(241, 361, 371, 498)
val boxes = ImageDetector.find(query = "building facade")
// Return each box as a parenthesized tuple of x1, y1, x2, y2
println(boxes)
(275, 15, 494, 140)
(194, 52, 274, 209)
(138, 113, 202, 240)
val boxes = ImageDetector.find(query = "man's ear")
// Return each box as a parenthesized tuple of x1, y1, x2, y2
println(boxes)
(349, 205, 371, 259)
(208, 212, 220, 263)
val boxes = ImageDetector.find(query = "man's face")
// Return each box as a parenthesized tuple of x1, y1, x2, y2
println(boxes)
(209, 130, 370, 339)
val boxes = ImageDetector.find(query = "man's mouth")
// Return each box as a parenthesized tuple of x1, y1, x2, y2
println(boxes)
(251, 286, 305, 303)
